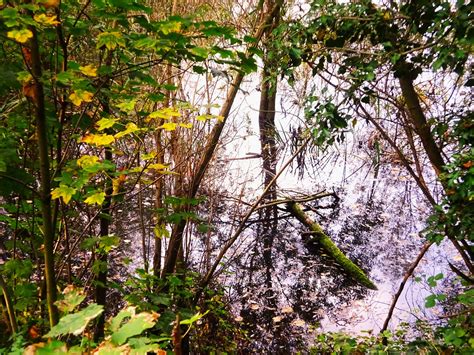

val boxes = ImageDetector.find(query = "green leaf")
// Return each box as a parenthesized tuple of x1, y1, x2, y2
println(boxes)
(116, 99, 137, 113)
(84, 191, 106, 205)
(51, 184, 77, 204)
(109, 307, 134, 333)
(111, 311, 159, 345)
(45, 303, 104, 337)
(55, 286, 86, 314)
(180, 310, 209, 326)
(97, 117, 119, 131)
(97, 31, 126, 50)
(425, 294, 436, 308)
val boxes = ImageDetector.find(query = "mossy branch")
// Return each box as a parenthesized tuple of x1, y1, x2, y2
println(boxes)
(287, 202, 377, 290)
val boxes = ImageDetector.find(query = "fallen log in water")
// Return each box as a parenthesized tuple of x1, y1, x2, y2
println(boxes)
(287, 202, 377, 290)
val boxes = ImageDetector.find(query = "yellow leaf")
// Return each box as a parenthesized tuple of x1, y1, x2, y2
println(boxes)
(7, 29, 33, 43)
(114, 122, 140, 138)
(383, 11, 391, 20)
(160, 21, 182, 35)
(79, 64, 98, 77)
(84, 191, 106, 205)
(33, 13, 60, 26)
(81, 133, 115, 146)
(148, 163, 168, 170)
(159, 122, 177, 131)
(196, 114, 211, 121)
(112, 175, 127, 195)
(179, 123, 193, 129)
(51, 185, 76, 204)
(77, 155, 100, 168)
(197, 113, 224, 122)
(142, 152, 157, 161)
(96, 117, 119, 131)
(147, 108, 181, 122)
(69, 90, 94, 106)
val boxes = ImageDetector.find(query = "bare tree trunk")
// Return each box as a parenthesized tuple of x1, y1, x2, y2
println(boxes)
(161, 0, 284, 279)
(257, 0, 280, 319)
(28, 25, 59, 328)
(94, 52, 114, 341)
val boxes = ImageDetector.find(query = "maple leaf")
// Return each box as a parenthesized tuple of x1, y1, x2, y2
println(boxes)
(33, 13, 60, 26)
(148, 163, 168, 170)
(84, 191, 106, 205)
(147, 108, 181, 122)
(51, 185, 76, 204)
(7, 29, 33, 43)
(81, 133, 115, 146)
(159, 122, 177, 131)
(77, 155, 100, 168)
(114, 122, 140, 138)
(96, 117, 119, 131)
(69, 90, 94, 106)
(116, 99, 137, 114)
(79, 64, 98, 77)
(97, 31, 125, 50)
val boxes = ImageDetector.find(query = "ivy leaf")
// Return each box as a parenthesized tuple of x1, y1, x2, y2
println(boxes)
(96, 117, 119, 131)
(33, 13, 60, 26)
(84, 191, 106, 205)
(81, 133, 115, 146)
(7, 29, 33, 43)
(51, 184, 77, 204)
(69, 90, 94, 106)
(45, 303, 104, 337)
(79, 64, 98, 77)
(111, 311, 159, 345)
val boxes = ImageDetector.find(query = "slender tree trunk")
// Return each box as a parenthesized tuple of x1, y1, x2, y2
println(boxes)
(0, 274, 17, 334)
(257, 0, 280, 316)
(94, 52, 114, 341)
(28, 26, 59, 327)
(398, 72, 445, 176)
(161, 0, 284, 278)
(94, 146, 112, 341)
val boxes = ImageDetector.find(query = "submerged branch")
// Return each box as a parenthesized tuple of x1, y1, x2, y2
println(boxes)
(380, 241, 433, 340)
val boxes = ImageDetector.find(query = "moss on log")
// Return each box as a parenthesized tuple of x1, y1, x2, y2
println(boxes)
(287, 202, 377, 290)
